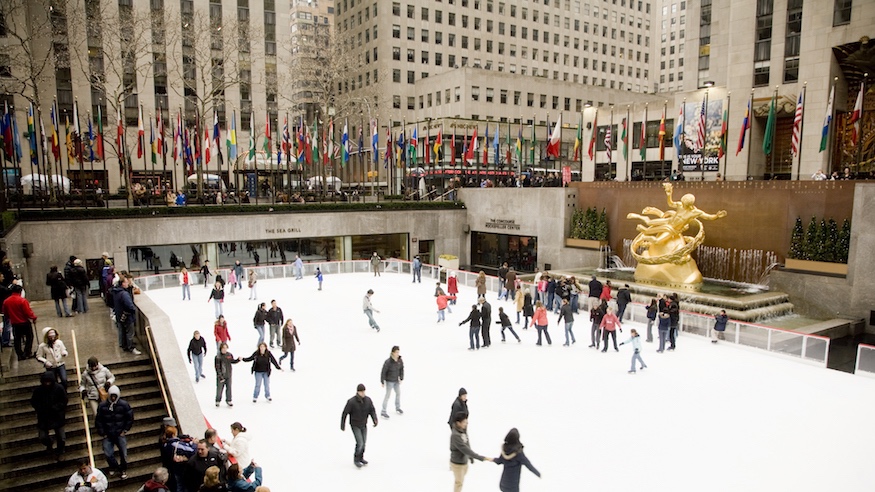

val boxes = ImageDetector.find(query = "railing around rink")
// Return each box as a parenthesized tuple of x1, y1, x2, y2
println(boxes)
(134, 260, 830, 367)
(855, 343, 875, 377)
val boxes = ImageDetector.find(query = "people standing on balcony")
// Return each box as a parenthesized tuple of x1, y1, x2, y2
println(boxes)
(200, 261, 212, 288)
(459, 304, 482, 351)
(277, 319, 300, 371)
(111, 276, 141, 356)
(179, 266, 192, 301)
(215, 342, 241, 407)
(599, 306, 622, 352)
(208, 282, 225, 319)
(68, 259, 89, 313)
(243, 342, 282, 403)
(46, 266, 73, 318)
(36, 327, 68, 385)
(475, 271, 487, 300)
(530, 301, 551, 346)
(252, 303, 268, 346)
(266, 300, 284, 349)
(187, 331, 207, 383)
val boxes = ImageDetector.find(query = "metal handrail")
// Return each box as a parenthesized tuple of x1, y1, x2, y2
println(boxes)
(143, 325, 174, 420)
(70, 329, 96, 469)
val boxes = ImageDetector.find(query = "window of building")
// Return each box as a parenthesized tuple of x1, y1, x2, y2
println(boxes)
(472, 86, 480, 101)
(407, 4, 414, 18)
(408, 70, 415, 83)
(407, 27, 415, 40)
(393, 25, 400, 38)
(393, 47, 400, 60)
(486, 88, 494, 102)
(393, 95, 401, 108)
(408, 97, 415, 110)
(833, 0, 852, 26)
(449, 33, 455, 47)
(422, 7, 429, 20)
(422, 29, 429, 42)
(422, 51, 429, 63)
(392, 2, 400, 15)
(436, 52, 443, 65)
(392, 69, 400, 82)
(407, 49, 415, 62)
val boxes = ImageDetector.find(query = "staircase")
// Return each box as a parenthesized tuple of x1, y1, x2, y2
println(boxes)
(0, 357, 166, 491)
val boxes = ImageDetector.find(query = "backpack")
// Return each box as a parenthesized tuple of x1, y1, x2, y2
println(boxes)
(171, 436, 197, 462)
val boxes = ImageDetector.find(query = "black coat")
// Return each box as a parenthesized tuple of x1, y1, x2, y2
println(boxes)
(215, 352, 240, 381)
(616, 288, 632, 307)
(281, 326, 300, 353)
(479, 302, 492, 323)
(494, 447, 541, 492)
(31, 373, 68, 430)
(340, 394, 377, 429)
(68, 265, 89, 290)
(242, 350, 281, 375)
(459, 309, 481, 328)
(380, 356, 404, 383)
(266, 307, 284, 325)
(447, 397, 469, 427)
(252, 308, 268, 326)
(95, 397, 134, 437)
(588, 279, 603, 298)
(45, 272, 68, 300)
(522, 294, 534, 317)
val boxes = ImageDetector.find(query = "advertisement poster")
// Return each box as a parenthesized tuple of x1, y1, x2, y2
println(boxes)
(678, 99, 723, 173)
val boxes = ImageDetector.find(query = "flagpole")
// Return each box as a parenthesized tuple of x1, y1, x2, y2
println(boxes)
(746, 90, 754, 179)
(793, 84, 806, 180)
(723, 93, 731, 180)
(642, 103, 648, 178)
(701, 89, 709, 181)
(826, 77, 837, 174)
(770, 86, 778, 178)
(625, 105, 631, 181)
(680, 97, 685, 177)
(75, 99, 87, 209)
(856, 74, 867, 174)
(53, 98, 64, 209)
(609, 106, 614, 180)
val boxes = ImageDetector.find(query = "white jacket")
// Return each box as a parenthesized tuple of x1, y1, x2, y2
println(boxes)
(65, 468, 108, 492)
(225, 432, 252, 467)
(35, 340, 68, 368)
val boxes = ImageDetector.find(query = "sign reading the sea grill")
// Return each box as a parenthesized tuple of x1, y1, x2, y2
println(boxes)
(484, 219, 521, 230)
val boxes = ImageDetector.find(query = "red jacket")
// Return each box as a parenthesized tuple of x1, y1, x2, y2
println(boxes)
(436, 295, 456, 310)
(531, 307, 548, 327)
(599, 285, 612, 301)
(599, 313, 621, 332)
(447, 276, 459, 295)
(3, 293, 36, 324)
(214, 321, 231, 343)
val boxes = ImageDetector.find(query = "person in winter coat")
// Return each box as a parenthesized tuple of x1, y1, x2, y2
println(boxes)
(65, 460, 108, 492)
(233, 261, 244, 290)
(479, 298, 493, 347)
(505, 268, 517, 303)
(447, 272, 459, 305)
(214, 316, 231, 351)
(4, 283, 37, 360)
(208, 282, 224, 318)
(185, 440, 226, 491)
(36, 327, 69, 385)
(198, 465, 228, 492)
(522, 290, 534, 328)
(363, 289, 381, 332)
(529, 301, 551, 346)
(226, 462, 262, 492)
(80, 356, 115, 416)
(620, 329, 648, 374)
(616, 284, 632, 321)
(46, 266, 73, 317)
(242, 342, 282, 402)
(544, 276, 556, 313)
(450, 413, 492, 492)
(294, 254, 304, 280)
(588, 275, 603, 309)
(645, 298, 659, 342)
(224, 423, 251, 469)
(557, 297, 576, 347)
(247, 271, 258, 300)
(589, 300, 608, 349)
(459, 305, 482, 350)
(492, 428, 541, 492)
(412, 255, 422, 283)
(188, 331, 208, 383)
(200, 261, 212, 288)
(497, 263, 509, 300)
(657, 312, 671, 353)
(370, 252, 382, 277)
(475, 271, 487, 299)
(111, 276, 141, 355)
(215, 343, 240, 407)
(712, 309, 729, 343)
(315, 267, 323, 291)
(447, 388, 469, 428)
(95, 385, 134, 479)
(252, 303, 268, 345)
(599, 306, 622, 352)
(496, 307, 520, 342)
(227, 268, 237, 296)
(179, 267, 192, 301)
(599, 280, 613, 305)
(436, 292, 456, 322)
(137, 467, 170, 492)
(340, 384, 378, 467)
(514, 289, 524, 324)
(266, 300, 284, 349)
(380, 346, 404, 418)
(666, 294, 680, 350)
(32, 370, 68, 461)
(68, 259, 89, 313)
(277, 319, 300, 371)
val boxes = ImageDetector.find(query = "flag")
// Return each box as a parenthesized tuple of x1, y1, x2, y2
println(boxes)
(763, 92, 776, 156)
(819, 85, 834, 153)
(673, 104, 684, 156)
(621, 117, 628, 160)
(96, 106, 105, 160)
(264, 113, 272, 158)
(156, 110, 164, 159)
(605, 125, 612, 163)
(228, 110, 238, 160)
(72, 100, 81, 162)
(737, 98, 751, 155)
(395, 127, 405, 165)
(433, 127, 442, 159)
(282, 116, 291, 158)
(493, 123, 500, 166)
(505, 122, 512, 165)
(212, 110, 220, 162)
(50, 102, 60, 162)
(39, 115, 47, 170)
(850, 81, 863, 145)
(87, 113, 96, 162)
(249, 113, 256, 160)
(465, 127, 478, 163)
(639, 114, 647, 160)
(546, 115, 562, 158)
(718, 104, 729, 159)
(658, 110, 666, 161)
(204, 127, 211, 165)
(149, 115, 156, 164)
(529, 121, 537, 163)
(65, 115, 75, 164)
(383, 126, 391, 166)
(341, 120, 349, 166)
(312, 119, 320, 165)
(12, 109, 22, 162)
(137, 105, 144, 159)
(482, 124, 489, 166)
(695, 99, 706, 151)
(515, 124, 523, 162)
(27, 103, 38, 165)
(588, 111, 598, 160)
(1, 102, 12, 159)
(372, 120, 379, 164)
(572, 115, 582, 161)
(116, 108, 125, 171)
(327, 118, 335, 162)
(410, 127, 418, 165)
(304, 122, 313, 165)
(183, 126, 192, 173)
(451, 131, 457, 166)
(174, 112, 181, 162)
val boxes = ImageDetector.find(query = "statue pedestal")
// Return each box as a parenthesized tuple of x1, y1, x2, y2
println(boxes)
(634, 259, 703, 287)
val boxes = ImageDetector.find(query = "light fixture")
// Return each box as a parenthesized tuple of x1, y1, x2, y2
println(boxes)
(703, 80, 715, 88)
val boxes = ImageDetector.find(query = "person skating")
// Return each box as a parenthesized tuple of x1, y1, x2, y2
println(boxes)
(496, 307, 520, 342)
(447, 272, 459, 305)
(557, 298, 576, 346)
(215, 343, 241, 407)
(459, 305, 482, 350)
(521, 290, 534, 328)
(492, 428, 541, 492)
(599, 306, 622, 352)
(645, 298, 658, 342)
(252, 303, 268, 346)
(200, 260, 212, 288)
(266, 300, 284, 349)
(437, 292, 456, 322)
(315, 267, 323, 291)
(294, 254, 304, 280)
(208, 281, 224, 318)
(277, 319, 300, 371)
(497, 262, 509, 300)
(340, 384, 378, 467)
(619, 329, 648, 374)
(187, 331, 207, 383)
(179, 266, 192, 300)
(370, 252, 382, 277)
(479, 298, 493, 347)
(514, 289, 524, 325)
(666, 293, 680, 350)
(447, 388, 469, 428)
(242, 342, 282, 402)
(529, 301, 551, 346)
(587, 275, 603, 309)
(379, 346, 404, 418)
(412, 255, 422, 283)
(32, 370, 68, 462)
(712, 309, 728, 343)
(214, 315, 231, 352)
(589, 300, 608, 349)
(450, 413, 492, 492)
(362, 289, 381, 332)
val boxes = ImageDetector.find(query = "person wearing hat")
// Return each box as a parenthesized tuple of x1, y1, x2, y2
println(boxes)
(362, 289, 380, 332)
(100, 256, 114, 304)
(450, 413, 491, 492)
(32, 370, 68, 462)
(68, 259, 90, 313)
(340, 384, 378, 468)
(35, 327, 69, 385)
(95, 385, 134, 480)
(412, 255, 422, 283)
(447, 388, 469, 428)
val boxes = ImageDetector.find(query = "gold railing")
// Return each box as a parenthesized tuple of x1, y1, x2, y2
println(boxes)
(143, 325, 174, 420)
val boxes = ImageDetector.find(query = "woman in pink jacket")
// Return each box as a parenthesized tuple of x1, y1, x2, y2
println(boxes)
(530, 301, 552, 346)
(599, 306, 622, 352)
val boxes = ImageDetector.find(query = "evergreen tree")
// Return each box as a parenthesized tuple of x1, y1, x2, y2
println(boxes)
(571, 208, 585, 238)
(813, 219, 828, 261)
(788, 217, 805, 259)
(837, 219, 851, 263)
(822, 219, 837, 262)
(583, 207, 597, 240)
(597, 208, 609, 241)
(804, 216, 818, 261)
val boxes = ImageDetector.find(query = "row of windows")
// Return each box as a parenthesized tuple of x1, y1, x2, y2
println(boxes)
(390, 2, 650, 29)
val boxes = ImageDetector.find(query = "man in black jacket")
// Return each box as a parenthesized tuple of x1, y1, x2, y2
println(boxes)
(380, 346, 404, 419)
(447, 388, 469, 428)
(266, 300, 284, 349)
(616, 284, 632, 321)
(340, 384, 378, 468)
(95, 385, 134, 479)
(588, 275, 603, 309)
(184, 439, 226, 490)
(479, 299, 493, 348)
(31, 371, 68, 461)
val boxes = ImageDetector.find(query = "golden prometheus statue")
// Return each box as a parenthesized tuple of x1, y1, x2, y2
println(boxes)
(626, 183, 727, 286)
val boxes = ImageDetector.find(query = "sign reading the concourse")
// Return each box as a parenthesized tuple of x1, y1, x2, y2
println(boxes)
(484, 219, 521, 231)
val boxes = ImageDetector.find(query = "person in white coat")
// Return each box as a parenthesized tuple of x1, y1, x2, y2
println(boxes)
(224, 422, 251, 467)
(35, 327, 68, 385)
(619, 329, 648, 374)
(65, 460, 108, 492)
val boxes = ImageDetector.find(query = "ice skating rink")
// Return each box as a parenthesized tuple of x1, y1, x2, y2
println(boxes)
(144, 272, 875, 492)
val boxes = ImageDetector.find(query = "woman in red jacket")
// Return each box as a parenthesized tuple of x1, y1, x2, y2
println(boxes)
(214, 315, 231, 351)
(529, 301, 551, 346)
(599, 306, 622, 352)
(447, 272, 459, 305)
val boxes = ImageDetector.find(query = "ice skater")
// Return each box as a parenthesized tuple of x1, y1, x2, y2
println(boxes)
(645, 298, 658, 342)
(242, 342, 282, 402)
(712, 309, 728, 343)
(315, 267, 323, 291)
(589, 300, 607, 349)
(179, 266, 191, 300)
(340, 384, 378, 468)
(200, 260, 212, 288)
(459, 304, 482, 350)
(599, 306, 622, 352)
(252, 303, 268, 345)
(619, 329, 647, 374)
(208, 281, 224, 318)
(521, 290, 534, 328)
(294, 254, 304, 280)
(379, 346, 404, 418)
(479, 298, 493, 347)
(492, 428, 541, 492)
(496, 307, 520, 342)
(437, 291, 455, 322)
(529, 301, 551, 346)
(214, 342, 240, 407)
(447, 388, 469, 428)
(447, 272, 459, 305)
(187, 330, 207, 383)
(450, 413, 492, 491)
(412, 255, 422, 283)
(363, 289, 381, 332)
(214, 315, 230, 352)
(656, 312, 671, 353)
(370, 252, 382, 277)
(277, 319, 300, 371)
(557, 298, 576, 346)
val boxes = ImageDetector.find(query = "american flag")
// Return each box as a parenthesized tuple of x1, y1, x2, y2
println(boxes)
(790, 89, 805, 157)
(695, 99, 706, 151)
(604, 126, 612, 163)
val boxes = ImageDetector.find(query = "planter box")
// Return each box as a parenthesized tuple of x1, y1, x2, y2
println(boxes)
(565, 238, 607, 250)
(784, 258, 848, 276)
(438, 256, 460, 272)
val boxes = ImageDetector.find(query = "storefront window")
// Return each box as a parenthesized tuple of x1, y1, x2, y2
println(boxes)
(470, 232, 537, 273)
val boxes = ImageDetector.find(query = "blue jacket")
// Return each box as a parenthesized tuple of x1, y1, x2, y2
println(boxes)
(714, 314, 729, 332)
(413, 258, 422, 270)
(228, 464, 262, 492)
(110, 285, 136, 324)
(657, 315, 671, 331)
(493, 447, 540, 492)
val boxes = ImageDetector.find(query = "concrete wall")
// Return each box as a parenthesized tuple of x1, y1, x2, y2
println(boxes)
(13, 208, 467, 301)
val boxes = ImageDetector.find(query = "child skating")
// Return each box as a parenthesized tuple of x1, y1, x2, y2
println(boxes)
(496, 306, 521, 342)
(619, 329, 647, 374)
(436, 292, 455, 322)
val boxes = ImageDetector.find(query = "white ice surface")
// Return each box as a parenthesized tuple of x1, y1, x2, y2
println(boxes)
(144, 272, 875, 492)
